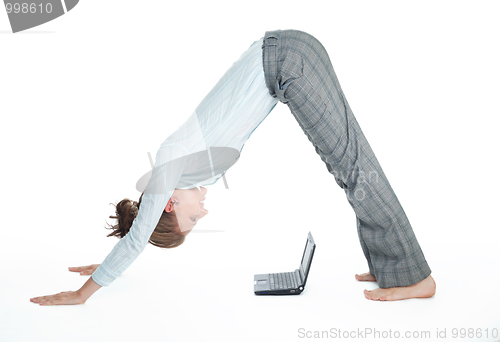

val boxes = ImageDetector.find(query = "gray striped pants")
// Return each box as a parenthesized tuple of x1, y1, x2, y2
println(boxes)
(262, 29, 431, 288)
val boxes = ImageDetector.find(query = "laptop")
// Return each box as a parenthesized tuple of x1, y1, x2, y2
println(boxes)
(254, 231, 316, 295)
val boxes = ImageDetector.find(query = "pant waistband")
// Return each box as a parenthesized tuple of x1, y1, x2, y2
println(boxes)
(262, 30, 290, 104)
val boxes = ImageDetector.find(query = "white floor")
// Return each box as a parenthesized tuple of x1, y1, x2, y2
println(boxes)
(1, 219, 499, 342)
(1, 1, 499, 341)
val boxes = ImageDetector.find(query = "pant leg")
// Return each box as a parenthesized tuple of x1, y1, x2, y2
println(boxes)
(262, 29, 431, 288)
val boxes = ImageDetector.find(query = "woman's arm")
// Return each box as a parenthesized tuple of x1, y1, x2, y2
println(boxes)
(31, 138, 188, 305)
(78, 275, 102, 302)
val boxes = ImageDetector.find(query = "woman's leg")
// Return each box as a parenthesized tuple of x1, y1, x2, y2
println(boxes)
(261, 29, 431, 289)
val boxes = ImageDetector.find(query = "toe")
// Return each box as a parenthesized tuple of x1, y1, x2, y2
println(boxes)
(369, 290, 381, 300)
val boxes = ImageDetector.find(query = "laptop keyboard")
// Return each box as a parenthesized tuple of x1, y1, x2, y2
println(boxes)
(269, 272, 297, 290)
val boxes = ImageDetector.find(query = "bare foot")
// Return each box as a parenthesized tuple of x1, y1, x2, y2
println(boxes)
(364, 274, 436, 301)
(355, 272, 377, 282)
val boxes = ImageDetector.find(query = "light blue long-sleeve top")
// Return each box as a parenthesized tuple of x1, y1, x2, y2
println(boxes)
(92, 37, 279, 287)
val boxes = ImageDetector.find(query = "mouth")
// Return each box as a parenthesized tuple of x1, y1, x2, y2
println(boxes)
(200, 197, 205, 205)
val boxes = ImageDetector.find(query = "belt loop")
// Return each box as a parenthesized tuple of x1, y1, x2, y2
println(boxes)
(263, 30, 281, 101)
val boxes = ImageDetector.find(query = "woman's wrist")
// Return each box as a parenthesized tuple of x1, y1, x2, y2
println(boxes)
(77, 276, 102, 302)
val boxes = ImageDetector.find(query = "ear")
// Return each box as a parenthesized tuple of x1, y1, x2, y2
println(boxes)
(164, 198, 175, 213)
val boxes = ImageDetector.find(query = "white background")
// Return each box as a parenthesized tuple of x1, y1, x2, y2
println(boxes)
(1, 1, 499, 341)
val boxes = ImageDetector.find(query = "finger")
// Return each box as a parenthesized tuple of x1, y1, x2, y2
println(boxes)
(69, 267, 91, 274)
(35, 295, 59, 304)
(31, 293, 62, 302)
(70, 265, 96, 272)
(38, 294, 72, 306)
(31, 297, 46, 304)
(32, 296, 54, 303)
(68, 266, 84, 271)
(39, 300, 55, 306)
(82, 266, 98, 274)
(40, 297, 63, 305)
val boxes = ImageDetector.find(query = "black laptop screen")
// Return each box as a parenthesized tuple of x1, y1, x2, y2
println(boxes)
(300, 237, 315, 280)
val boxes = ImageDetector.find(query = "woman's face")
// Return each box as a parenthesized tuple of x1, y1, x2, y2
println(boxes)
(166, 186, 209, 234)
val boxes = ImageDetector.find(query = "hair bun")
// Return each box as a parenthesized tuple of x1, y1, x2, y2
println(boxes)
(107, 198, 139, 239)
(130, 200, 139, 218)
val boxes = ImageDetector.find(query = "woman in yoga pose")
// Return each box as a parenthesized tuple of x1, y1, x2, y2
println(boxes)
(30, 29, 435, 305)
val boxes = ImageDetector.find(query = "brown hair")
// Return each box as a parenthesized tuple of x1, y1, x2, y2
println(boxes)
(105, 192, 186, 248)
